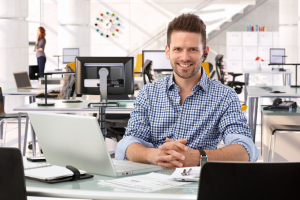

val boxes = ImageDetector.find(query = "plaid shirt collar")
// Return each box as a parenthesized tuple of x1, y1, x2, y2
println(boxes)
(166, 67, 210, 93)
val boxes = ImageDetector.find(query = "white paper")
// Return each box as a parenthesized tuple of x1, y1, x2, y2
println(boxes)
(171, 167, 201, 182)
(97, 172, 190, 192)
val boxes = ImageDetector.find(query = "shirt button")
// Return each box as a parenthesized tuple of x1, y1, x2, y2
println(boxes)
(182, 117, 185, 119)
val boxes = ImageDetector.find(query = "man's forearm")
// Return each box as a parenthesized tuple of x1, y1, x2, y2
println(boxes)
(205, 144, 249, 162)
(126, 143, 157, 164)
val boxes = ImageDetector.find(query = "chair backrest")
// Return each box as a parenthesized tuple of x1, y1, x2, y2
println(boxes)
(142, 59, 156, 85)
(198, 162, 300, 200)
(215, 54, 229, 85)
(0, 87, 5, 115)
(0, 147, 27, 200)
(134, 54, 143, 74)
(201, 62, 211, 78)
(58, 63, 76, 99)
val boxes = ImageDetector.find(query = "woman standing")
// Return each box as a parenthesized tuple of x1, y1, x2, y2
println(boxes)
(35, 27, 46, 77)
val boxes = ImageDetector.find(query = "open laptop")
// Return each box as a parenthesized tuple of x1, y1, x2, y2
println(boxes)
(13, 71, 42, 90)
(28, 112, 162, 177)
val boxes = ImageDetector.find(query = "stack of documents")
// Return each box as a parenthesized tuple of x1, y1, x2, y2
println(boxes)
(98, 172, 191, 192)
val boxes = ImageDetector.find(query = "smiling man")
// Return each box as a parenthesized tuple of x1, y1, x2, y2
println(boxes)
(115, 14, 259, 168)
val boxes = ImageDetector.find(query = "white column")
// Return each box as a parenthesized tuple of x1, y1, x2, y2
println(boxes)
(0, 0, 28, 112)
(57, 0, 90, 69)
(279, 0, 298, 85)
(0, 0, 28, 82)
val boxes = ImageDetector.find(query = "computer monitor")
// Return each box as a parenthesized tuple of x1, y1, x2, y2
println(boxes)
(75, 57, 134, 97)
(142, 50, 173, 71)
(63, 48, 79, 64)
(270, 48, 285, 64)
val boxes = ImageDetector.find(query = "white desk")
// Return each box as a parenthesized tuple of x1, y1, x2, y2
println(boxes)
(243, 69, 292, 104)
(24, 162, 197, 200)
(1, 83, 61, 97)
(14, 100, 134, 156)
(14, 100, 134, 114)
(247, 86, 300, 142)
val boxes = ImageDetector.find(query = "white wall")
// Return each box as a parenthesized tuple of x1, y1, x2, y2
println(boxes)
(0, 0, 29, 112)
(90, 0, 203, 58)
(206, 0, 279, 66)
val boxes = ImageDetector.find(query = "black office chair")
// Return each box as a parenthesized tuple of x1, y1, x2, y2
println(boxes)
(0, 147, 27, 200)
(0, 87, 27, 147)
(215, 54, 244, 94)
(143, 59, 156, 85)
(198, 162, 300, 200)
(208, 62, 216, 79)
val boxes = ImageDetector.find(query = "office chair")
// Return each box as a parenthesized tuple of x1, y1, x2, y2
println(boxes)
(134, 53, 143, 77)
(58, 62, 76, 99)
(0, 147, 27, 200)
(0, 87, 27, 148)
(201, 62, 215, 78)
(142, 59, 156, 85)
(198, 162, 300, 200)
(215, 54, 244, 94)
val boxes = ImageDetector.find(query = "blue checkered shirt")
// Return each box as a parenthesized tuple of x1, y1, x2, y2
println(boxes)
(116, 69, 259, 162)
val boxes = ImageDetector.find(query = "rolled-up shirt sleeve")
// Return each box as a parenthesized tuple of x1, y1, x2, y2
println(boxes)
(115, 86, 153, 160)
(115, 136, 154, 160)
(218, 89, 259, 162)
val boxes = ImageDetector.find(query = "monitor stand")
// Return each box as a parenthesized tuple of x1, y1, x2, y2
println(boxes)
(87, 68, 120, 139)
(37, 75, 55, 106)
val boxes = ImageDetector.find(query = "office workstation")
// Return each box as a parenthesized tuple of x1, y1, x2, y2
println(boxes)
(2, 1, 300, 200)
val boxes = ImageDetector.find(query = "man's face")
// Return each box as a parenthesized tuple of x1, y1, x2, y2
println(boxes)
(165, 31, 205, 79)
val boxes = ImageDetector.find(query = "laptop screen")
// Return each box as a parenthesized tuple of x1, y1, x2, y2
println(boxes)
(14, 72, 31, 88)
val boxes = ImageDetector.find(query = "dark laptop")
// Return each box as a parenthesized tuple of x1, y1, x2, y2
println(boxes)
(13, 71, 41, 90)
(198, 162, 300, 200)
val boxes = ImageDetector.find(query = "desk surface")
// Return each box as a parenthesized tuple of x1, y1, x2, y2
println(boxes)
(246, 86, 300, 97)
(1, 82, 61, 96)
(14, 100, 134, 114)
(243, 69, 292, 74)
(26, 169, 198, 200)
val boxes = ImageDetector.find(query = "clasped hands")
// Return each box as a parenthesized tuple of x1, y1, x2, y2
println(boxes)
(152, 138, 200, 169)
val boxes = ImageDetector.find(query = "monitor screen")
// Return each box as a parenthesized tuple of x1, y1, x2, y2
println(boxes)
(75, 57, 134, 95)
(63, 48, 79, 64)
(270, 48, 285, 64)
(142, 50, 173, 71)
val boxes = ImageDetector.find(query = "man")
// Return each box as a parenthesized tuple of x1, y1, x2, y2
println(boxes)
(116, 14, 259, 168)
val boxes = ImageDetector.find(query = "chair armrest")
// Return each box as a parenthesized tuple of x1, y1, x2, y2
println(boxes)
(228, 72, 243, 77)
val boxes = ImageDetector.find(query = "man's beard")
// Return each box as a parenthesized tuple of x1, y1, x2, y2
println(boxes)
(171, 61, 202, 79)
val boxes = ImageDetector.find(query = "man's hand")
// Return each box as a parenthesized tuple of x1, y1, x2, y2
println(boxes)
(153, 138, 188, 169)
(157, 138, 200, 168)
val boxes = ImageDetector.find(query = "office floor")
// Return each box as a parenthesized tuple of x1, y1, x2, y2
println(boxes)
(0, 118, 263, 200)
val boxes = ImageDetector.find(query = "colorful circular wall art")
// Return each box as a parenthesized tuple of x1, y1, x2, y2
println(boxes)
(95, 12, 121, 38)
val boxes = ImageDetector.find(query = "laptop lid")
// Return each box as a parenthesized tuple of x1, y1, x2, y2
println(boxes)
(28, 112, 117, 176)
(13, 72, 32, 88)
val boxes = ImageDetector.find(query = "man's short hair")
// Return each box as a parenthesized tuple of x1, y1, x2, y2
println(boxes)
(167, 14, 206, 49)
